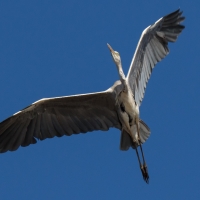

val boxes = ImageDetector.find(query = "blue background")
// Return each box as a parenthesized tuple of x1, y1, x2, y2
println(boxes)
(0, 1, 198, 199)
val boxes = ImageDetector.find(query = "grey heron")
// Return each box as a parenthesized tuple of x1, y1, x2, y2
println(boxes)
(0, 9, 185, 183)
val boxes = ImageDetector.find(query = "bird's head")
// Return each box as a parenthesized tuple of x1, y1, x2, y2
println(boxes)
(107, 43, 121, 66)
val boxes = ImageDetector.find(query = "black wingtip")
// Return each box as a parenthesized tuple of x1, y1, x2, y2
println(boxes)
(164, 9, 181, 19)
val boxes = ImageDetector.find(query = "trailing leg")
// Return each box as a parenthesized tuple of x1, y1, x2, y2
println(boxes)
(136, 119, 149, 183)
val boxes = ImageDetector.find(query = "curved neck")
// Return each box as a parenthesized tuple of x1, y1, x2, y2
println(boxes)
(116, 62, 128, 92)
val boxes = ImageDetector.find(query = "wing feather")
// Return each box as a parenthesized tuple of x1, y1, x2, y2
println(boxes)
(34, 115, 42, 139)
(127, 9, 185, 106)
(0, 88, 120, 153)
(55, 114, 74, 135)
(0, 121, 23, 152)
(22, 117, 37, 147)
(50, 114, 66, 137)
(143, 55, 150, 79)
(11, 119, 31, 151)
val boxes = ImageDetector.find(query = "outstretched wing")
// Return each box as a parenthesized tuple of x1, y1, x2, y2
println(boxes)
(0, 88, 121, 153)
(127, 9, 185, 106)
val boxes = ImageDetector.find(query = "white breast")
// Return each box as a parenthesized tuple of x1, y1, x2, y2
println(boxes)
(120, 91, 139, 119)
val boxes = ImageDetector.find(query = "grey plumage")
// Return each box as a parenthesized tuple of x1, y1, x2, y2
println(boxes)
(0, 9, 185, 182)
(0, 88, 120, 152)
(127, 9, 185, 106)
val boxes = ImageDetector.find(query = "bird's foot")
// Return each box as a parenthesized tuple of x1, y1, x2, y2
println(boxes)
(140, 164, 149, 184)
(133, 139, 140, 147)
(138, 137, 142, 145)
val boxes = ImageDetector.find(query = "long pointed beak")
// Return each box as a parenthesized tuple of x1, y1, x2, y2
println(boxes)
(107, 43, 114, 53)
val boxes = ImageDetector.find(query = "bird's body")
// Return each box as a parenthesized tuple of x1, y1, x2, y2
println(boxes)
(0, 9, 185, 183)
(117, 84, 139, 144)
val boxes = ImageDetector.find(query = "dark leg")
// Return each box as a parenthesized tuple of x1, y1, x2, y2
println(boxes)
(135, 146, 149, 183)
(135, 147, 142, 167)
(136, 121, 149, 183)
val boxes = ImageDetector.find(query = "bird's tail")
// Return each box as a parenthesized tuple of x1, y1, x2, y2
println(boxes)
(120, 119, 151, 150)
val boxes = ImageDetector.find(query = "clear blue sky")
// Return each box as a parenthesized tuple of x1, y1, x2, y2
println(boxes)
(0, 1, 199, 200)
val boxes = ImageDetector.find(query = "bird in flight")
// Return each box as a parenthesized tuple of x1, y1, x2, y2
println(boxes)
(0, 9, 185, 183)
